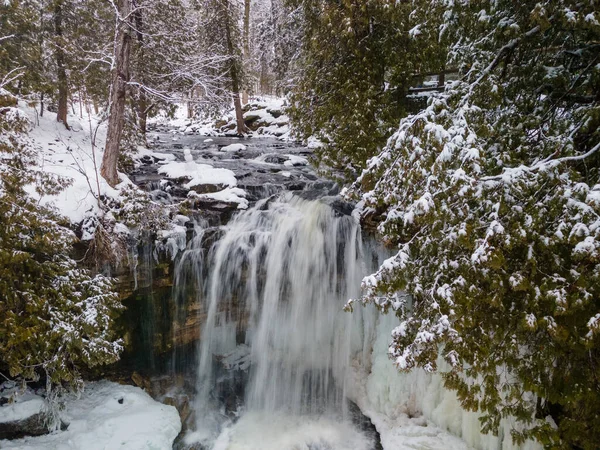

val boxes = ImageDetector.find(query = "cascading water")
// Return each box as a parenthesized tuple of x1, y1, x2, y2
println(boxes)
(174, 192, 381, 449)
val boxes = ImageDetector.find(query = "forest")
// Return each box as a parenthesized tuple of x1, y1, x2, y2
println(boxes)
(1, 1, 599, 449)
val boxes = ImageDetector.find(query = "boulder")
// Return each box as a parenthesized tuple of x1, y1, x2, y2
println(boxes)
(0, 412, 51, 440)
(266, 107, 283, 118)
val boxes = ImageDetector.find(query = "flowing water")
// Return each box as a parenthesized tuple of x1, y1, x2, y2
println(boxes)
(172, 192, 381, 449)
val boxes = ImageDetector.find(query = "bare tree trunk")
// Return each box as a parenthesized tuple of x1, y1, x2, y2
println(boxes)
(187, 89, 194, 118)
(222, 0, 247, 135)
(133, 6, 148, 138)
(260, 55, 268, 94)
(101, 0, 132, 187)
(242, 0, 250, 104)
(79, 87, 83, 118)
(54, 0, 69, 129)
(40, 92, 44, 117)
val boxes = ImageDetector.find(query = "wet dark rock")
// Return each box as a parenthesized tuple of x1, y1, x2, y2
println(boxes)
(0, 411, 68, 440)
(348, 401, 383, 450)
(140, 155, 154, 165)
(302, 173, 318, 181)
(287, 182, 306, 191)
(263, 154, 288, 164)
(325, 198, 355, 217)
(188, 183, 228, 195)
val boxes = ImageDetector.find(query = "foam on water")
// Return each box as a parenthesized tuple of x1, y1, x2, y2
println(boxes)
(209, 412, 372, 450)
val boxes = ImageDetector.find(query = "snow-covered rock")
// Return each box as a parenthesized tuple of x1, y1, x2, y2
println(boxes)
(192, 187, 249, 210)
(0, 381, 181, 450)
(158, 159, 237, 190)
(0, 387, 49, 440)
(220, 143, 247, 152)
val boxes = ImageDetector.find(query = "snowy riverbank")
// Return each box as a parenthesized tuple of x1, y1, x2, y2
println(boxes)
(0, 381, 181, 449)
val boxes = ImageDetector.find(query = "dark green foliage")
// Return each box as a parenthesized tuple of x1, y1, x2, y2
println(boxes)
(287, 0, 446, 180)
(0, 92, 123, 391)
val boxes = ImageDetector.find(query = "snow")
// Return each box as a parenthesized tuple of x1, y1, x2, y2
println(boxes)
(284, 154, 309, 167)
(158, 158, 237, 189)
(0, 389, 44, 424)
(191, 412, 372, 450)
(192, 187, 249, 209)
(157, 224, 188, 259)
(19, 103, 121, 224)
(135, 146, 177, 163)
(220, 143, 247, 152)
(0, 381, 181, 450)
(154, 97, 293, 140)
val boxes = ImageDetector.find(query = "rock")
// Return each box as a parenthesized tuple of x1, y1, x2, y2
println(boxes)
(220, 122, 236, 132)
(131, 371, 151, 391)
(188, 183, 228, 195)
(0, 404, 68, 441)
(242, 112, 262, 123)
(266, 107, 283, 118)
(140, 155, 154, 165)
(325, 197, 355, 217)
(263, 154, 288, 164)
(163, 395, 191, 424)
(0, 413, 47, 440)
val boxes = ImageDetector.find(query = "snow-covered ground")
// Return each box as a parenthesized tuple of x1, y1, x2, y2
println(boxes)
(15, 100, 177, 238)
(20, 102, 116, 225)
(150, 97, 293, 140)
(0, 388, 45, 426)
(0, 381, 181, 450)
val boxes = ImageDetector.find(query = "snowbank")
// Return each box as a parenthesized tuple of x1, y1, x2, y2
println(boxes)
(0, 381, 181, 450)
(19, 102, 117, 224)
(220, 143, 247, 152)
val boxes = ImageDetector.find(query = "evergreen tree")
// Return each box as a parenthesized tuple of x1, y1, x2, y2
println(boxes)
(348, 1, 600, 447)
(0, 90, 123, 394)
(287, 0, 446, 180)
(0, 0, 49, 100)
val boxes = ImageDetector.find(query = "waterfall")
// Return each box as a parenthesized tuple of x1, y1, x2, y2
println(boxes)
(174, 192, 380, 449)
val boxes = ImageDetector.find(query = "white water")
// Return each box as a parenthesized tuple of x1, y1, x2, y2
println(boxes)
(176, 193, 378, 448)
